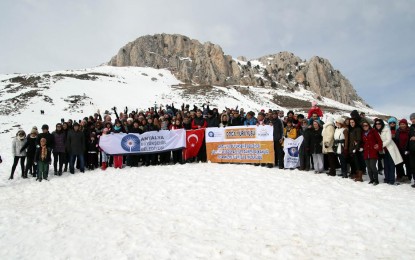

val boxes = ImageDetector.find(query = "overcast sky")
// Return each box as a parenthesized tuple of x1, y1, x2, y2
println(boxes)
(1, 0, 414, 118)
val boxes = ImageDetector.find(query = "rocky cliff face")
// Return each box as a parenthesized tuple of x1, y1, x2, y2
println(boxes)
(109, 34, 367, 106)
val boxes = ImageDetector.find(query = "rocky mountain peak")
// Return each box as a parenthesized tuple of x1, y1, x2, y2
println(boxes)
(109, 34, 367, 106)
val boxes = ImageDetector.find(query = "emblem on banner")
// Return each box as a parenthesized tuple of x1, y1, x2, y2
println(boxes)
(287, 146, 299, 157)
(121, 134, 141, 152)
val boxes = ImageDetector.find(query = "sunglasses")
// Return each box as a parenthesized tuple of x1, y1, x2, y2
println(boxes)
(389, 122, 396, 124)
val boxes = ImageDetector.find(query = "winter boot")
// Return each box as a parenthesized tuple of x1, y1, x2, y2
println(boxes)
(101, 162, 107, 171)
(354, 171, 363, 182)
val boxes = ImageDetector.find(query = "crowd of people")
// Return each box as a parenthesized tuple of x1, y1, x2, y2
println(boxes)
(4, 101, 415, 187)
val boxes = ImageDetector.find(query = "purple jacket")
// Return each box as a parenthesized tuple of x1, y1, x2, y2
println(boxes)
(52, 131, 66, 153)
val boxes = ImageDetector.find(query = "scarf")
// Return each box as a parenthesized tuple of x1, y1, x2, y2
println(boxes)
(41, 145, 47, 161)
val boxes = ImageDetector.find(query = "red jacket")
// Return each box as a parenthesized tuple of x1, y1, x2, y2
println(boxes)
(307, 107, 323, 119)
(362, 128, 383, 160)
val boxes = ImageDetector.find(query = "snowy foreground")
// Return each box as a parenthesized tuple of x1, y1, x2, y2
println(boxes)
(1, 163, 415, 259)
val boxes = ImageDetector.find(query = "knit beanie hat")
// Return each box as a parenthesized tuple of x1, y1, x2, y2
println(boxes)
(410, 113, 415, 120)
(387, 117, 397, 124)
(399, 118, 408, 125)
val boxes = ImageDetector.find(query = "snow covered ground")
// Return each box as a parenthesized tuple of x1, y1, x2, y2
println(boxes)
(1, 163, 415, 259)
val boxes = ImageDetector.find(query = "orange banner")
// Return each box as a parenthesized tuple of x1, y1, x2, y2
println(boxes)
(206, 141, 275, 164)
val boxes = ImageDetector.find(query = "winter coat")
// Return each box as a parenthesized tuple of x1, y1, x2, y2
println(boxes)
(334, 127, 349, 155)
(348, 126, 362, 153)
(308, 127, 323, 154)
(143, 123, 159, 133)
(36, 132, 54, 149)
(229, 116, 244, 126)
(244, 117, 257, 126)
(322, 123, 335, 154)
(283, 127, 298, 139)
(271, 118, 284, 141)
(87, 139, 99, 153)
(21, 135, 37, 157)
(129, 127, 144, 134)
(66, 129, 86, 155)
(395, 127, 409, 152)
(307, 107, 323, 119)
(191, 116, 207, 129)
(52, 131, 66, 153)
(379, 126, 403, 165)
(409, 125, 415, 152)
(361, 128, 383, 160)
(206, 116, 220, 128)
(12, 136, 27, 157)
(34, 146, 52, 163)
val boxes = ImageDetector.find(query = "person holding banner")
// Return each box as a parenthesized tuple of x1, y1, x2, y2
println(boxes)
(270, 110, 284, 169)
(191, 110, 207, 162)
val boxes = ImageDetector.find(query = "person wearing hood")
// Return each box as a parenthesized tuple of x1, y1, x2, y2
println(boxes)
(322, 117, 337, 176)
(395, 118, 412, 183)
(52, 123, 66, 176)
(387, 117, 398, 139)
(10, 130, 27, 179)
(21, 126, 38, 177)
(334, 117, 349, 178)
(361, 120, 383, 185)
(350, 110, 362, 127)
(373, 119, 403, 185)
(219, 113, 229, 128)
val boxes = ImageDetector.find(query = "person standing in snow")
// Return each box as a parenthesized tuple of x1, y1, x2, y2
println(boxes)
(394, 119, 412, 183)
(348, 118, 365, 182)
(361, 121, 383, 185)
(373, 119, 402, 185)
(34, 137, 52, 182)
(322, 117, 337, 176)
(52, 123, 66, 176)
(10, 130, 27, 180)
(333, 117, 349, 178)
(66, 122, 86, 174)
(21, 126, 39, 178)
(308, 120, 324, 173)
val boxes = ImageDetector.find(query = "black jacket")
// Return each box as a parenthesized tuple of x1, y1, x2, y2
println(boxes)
(66, 129, 86, 155)
(21, 136, 38, 156)
(308, 127, 323, 154)
(271, 118, 284, 141)
(36, 132, 54, 149)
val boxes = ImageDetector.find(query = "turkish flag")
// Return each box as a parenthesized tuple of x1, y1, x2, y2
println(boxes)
(183, 129, 205, 160)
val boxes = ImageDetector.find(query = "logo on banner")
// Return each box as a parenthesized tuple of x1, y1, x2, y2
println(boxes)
(287, 146, 299, 157)
(257, 128, 270, 137)
(225, 128, 256, 139)
(208, 131, 215, 137)
(121, 134, 141, 152)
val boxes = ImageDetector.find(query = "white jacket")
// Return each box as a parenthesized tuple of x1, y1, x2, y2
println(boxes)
(322, 121, 335, 154)
(12, 136, 27, 157)
(380, 126, 403, 165)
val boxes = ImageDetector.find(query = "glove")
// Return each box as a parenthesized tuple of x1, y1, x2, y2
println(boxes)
(34, 162, 37, 165)
(405, 151, 409, 155)
(359, 148, 363, 152)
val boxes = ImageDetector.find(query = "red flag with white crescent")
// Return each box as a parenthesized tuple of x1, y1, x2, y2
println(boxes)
(184, 129, 205, 160)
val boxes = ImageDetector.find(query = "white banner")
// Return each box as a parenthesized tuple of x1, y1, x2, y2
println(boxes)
(283, 136, 304, 169)
(99, 129, 186, 155)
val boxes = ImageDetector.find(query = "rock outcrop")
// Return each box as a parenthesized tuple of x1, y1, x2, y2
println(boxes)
(109, 34, 367, 106)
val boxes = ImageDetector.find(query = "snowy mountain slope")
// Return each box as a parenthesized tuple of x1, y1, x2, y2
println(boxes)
(0, 65, 384, 134)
